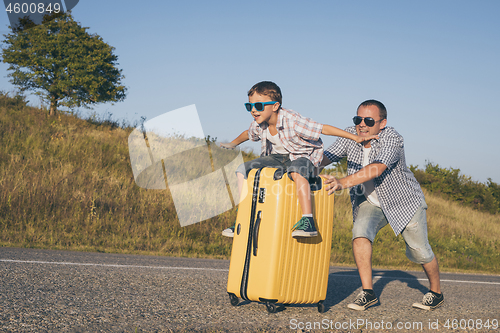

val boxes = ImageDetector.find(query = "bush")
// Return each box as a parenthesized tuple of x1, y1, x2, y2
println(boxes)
(410, 162, 499, 214)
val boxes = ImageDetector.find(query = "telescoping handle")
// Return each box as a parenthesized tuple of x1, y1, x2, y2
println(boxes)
(252, 211, 262, 256)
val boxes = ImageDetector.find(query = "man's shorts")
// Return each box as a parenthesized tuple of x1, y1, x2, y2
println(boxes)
(235, 154, 316, 182)
(352, 197, 435, 264)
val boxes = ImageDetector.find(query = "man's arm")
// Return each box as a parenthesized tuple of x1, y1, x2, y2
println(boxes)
(323, 162, 387, 194)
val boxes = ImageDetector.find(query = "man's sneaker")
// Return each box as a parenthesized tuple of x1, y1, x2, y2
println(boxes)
(222, 223, 235, 238)
(412, 291, 444, 310)
(291, 216, 318, 238)
(347, 290, 378, 311)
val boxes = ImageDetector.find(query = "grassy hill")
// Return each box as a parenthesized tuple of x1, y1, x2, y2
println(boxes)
(1, 93, 499, 274)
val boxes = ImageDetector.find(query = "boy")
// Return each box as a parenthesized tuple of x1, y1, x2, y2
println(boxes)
(221, 81, 377, 238)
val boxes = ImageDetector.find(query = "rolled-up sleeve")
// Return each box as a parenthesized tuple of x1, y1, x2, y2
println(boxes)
(372, 134, 403, 168)
(294, 115, 323, 141)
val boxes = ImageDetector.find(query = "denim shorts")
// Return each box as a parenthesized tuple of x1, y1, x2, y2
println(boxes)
(352, 198, 435, 264)
(235, 154, 316, 182)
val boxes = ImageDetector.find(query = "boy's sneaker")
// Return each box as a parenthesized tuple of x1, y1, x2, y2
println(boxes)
(222, 223, 235, 238)
(291, 216, 318, 238)
(347, 290, 378, 311)
(412, 291, 444, 310)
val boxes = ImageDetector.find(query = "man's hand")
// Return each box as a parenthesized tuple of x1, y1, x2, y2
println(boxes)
(219, 142, 237, 150)
(321, 174, 344, 195)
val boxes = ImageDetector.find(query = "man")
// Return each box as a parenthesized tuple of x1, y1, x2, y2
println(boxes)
(320, 100, 443, 311)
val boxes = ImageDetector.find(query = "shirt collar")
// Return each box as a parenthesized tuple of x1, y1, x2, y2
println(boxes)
(276, 108, 285, 129)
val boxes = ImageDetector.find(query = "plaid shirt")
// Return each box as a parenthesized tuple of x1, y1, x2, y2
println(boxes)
(248, 108, 324, 166)
(324, 126, 425, 236)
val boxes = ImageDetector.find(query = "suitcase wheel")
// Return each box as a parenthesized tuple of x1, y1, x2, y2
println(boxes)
(228, 293, 239, 306)
(317, 301, 325, 313)
(265, 302, 277, 313)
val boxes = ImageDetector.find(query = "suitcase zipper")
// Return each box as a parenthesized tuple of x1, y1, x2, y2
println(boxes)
(240, 167, 263, 301)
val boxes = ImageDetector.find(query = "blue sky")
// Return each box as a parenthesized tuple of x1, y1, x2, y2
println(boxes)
(1, 1, 499, 183)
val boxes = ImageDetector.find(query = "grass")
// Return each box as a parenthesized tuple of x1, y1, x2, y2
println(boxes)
(0, 92, 499, 274)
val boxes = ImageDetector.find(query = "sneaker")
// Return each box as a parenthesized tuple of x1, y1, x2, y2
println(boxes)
(222, 223, 235, 237)
(222, 209, 238, 238)
(347, 290, 378, 311)
(412, 291, 444, 310)
(291, 216, 318, 238)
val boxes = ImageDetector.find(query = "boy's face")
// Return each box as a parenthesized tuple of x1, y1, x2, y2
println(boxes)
(248, 93, 280, 125)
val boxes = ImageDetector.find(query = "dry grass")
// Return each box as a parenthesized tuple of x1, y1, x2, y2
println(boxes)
(0, 95, 498, 273)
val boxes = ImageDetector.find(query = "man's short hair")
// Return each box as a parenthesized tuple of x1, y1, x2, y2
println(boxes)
(248, 81, 282, 107)
(358, 99, 387, 120)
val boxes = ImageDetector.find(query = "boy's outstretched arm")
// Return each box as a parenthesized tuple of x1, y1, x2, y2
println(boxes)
(321, 125, 378, 144)
(220, 130, 249, 149)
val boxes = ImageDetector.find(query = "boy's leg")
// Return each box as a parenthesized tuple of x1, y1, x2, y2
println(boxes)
(288, 158, 318, 238)
(290, 172, 312, 214)
(221, 171, 246, 237)
(236, 171, 246, 204)
(222, 155, 288, 237)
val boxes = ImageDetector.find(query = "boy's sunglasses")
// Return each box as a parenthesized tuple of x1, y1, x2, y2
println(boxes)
(245, 101, 279, 112)
(353, 116, 382, 127)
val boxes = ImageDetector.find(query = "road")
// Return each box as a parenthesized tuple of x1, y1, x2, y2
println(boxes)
(1, 247, 499, 332)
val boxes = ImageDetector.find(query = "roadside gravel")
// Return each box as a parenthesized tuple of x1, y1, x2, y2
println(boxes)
(1, 248, 499, 332)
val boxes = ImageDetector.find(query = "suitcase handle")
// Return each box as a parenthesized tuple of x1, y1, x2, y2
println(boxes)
(252, 211, 262, 256)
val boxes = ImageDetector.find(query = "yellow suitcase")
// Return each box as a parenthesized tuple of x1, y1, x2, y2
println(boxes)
(226, 167, 334, 313)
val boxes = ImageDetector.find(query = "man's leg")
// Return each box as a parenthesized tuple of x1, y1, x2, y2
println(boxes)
(412, 256, 444, 310)
(402, 201, 444, 310)
(347, 200, 387, 311)
(422, 256, 441, 294)
(348, 237, 379, 311)
(353, 237, 374, 290)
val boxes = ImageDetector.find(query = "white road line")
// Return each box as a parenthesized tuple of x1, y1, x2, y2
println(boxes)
(334, 274, 500, 286)
(0, 259, 229, 272)
(2, 259, 500, 286)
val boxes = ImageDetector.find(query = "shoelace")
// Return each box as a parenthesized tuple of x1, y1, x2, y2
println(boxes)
(291, 217, 311, 231)
(422, 293, 436, 305)
(354, 291, 369, 305)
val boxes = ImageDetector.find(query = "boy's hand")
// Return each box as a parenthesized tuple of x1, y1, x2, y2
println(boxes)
(354, 134, 378, 144)
(220, 142, 237, 149)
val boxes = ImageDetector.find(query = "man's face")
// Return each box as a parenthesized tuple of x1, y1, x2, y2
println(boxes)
(356, 104, 387, 145)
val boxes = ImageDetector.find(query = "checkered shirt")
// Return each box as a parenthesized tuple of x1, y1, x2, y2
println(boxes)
(324, 126, 425, 236)
(248, 108, 324, 166)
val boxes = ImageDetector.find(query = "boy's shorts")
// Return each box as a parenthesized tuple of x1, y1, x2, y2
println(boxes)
(352, 197, 435, 264)
(235, 154, 316, 182)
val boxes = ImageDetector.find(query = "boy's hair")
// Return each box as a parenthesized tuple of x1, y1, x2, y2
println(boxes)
(358, 99, 387, 120)
(248, 81, 282, 107)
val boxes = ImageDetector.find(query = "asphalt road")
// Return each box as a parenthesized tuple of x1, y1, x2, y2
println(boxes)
(1, 247, 499, 332)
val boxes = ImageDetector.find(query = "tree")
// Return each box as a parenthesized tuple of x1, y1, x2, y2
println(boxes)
(1, 13, 126, 115)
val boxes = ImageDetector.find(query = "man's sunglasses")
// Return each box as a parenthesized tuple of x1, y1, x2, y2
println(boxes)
(353, 116, 382, 127)
(245, 101, 279, 112)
